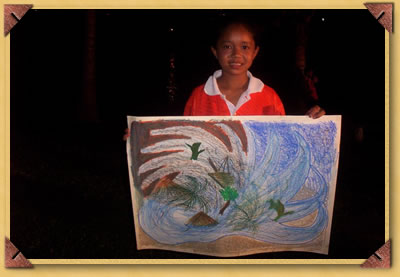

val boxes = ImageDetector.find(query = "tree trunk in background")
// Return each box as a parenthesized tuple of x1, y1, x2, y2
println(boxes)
(80, 10, 98, 122)
(295, 13, 310, 74)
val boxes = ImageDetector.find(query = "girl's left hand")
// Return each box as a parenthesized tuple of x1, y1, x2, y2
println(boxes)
(305, 105, 326, 119)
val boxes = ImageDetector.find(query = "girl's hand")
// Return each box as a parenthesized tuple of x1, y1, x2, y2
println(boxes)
(123, 128, 130, 141)
(305, 105, 326, 119)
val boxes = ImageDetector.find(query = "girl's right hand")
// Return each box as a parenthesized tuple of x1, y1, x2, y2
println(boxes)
(123, 128, 130, 141)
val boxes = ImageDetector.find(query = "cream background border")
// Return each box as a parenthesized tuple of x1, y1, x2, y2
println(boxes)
(0, 0, 395, 275)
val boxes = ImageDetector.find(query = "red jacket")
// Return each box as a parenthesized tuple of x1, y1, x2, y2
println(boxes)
(184, 83, 285, 116)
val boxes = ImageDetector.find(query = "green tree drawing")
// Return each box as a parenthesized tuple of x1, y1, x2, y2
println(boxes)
(218, 186, 238, 215)
(267, 199, 294, 221)
(186, 142, 205, 160)
(207, 157, 239, 215)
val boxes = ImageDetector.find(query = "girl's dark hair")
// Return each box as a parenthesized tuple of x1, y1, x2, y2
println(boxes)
(211, 15, 261, 48)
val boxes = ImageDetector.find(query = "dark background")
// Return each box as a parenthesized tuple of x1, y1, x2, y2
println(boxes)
(10, 9, 384, 259)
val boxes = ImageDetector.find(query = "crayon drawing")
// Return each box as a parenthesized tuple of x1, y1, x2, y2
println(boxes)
(126, 116, 341, 256)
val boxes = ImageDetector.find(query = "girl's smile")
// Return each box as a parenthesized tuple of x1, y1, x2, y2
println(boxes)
(229, 62, 243, 68)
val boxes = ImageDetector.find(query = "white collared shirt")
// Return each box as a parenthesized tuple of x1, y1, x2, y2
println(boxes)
(204, 70, 264, 115)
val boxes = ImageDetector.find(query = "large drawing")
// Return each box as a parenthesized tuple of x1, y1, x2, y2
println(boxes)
(126, 116, 341, 256)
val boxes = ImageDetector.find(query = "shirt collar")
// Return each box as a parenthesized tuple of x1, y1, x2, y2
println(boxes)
(204, 70, 264, 96)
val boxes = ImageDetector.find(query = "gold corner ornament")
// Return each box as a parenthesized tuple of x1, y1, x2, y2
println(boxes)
(361, 240, 391, 268)
(364, 3, 393, 33)
(5, 237, 33, 268)
(4, 4, 33, 36)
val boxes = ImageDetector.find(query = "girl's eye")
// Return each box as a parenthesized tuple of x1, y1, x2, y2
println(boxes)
(222, 45, 232, 49)
(242, 45, 249, 50)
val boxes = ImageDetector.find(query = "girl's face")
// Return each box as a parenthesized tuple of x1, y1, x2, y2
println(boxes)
(211, 24, 259, 77)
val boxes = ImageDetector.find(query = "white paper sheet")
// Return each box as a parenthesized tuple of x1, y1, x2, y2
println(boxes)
(126, 116, 341, 257)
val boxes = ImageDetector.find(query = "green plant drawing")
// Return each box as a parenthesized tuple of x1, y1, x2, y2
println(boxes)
(152, 176, 211, 214)
(267, 199, 294, 221)
(186, 142, 205, 160)
(209, 172, 235, 188)
(226, 190, 267, 233)
(220, 186, 239, 201)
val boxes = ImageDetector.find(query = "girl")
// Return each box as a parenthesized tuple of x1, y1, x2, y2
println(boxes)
(124, 17, 324, 140)
(184, 17, 325, 118)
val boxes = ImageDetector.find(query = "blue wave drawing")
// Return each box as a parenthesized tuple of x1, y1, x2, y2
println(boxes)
(136, 120, 337, 246)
